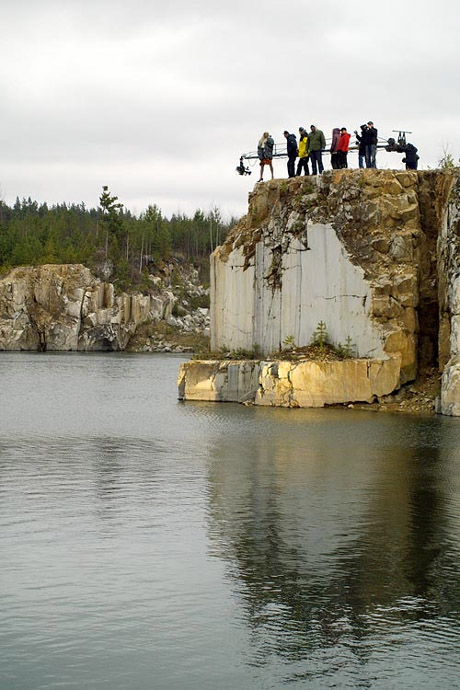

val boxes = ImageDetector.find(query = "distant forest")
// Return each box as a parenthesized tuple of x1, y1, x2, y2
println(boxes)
(0, 186, 238, 289)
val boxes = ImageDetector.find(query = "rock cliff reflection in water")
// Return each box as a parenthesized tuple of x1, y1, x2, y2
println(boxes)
(1, 353, 460, 689)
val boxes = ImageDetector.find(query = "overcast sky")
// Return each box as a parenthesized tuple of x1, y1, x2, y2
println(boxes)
(1, 0, 459, 219)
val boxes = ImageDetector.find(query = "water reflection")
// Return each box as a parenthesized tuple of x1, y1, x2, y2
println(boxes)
(205, 413, 460, 677)
(2, 353, 460, 688)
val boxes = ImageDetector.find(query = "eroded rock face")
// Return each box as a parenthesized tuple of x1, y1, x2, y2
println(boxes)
(211, 171, 424, 383)
(177, 355, 401, 407)
(438, 173, 460, 415)
(199, 169, 460, 414)
(0, 265, 166, 351)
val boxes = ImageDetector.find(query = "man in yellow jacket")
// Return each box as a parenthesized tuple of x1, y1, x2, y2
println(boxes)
(296, 127, 310, 176)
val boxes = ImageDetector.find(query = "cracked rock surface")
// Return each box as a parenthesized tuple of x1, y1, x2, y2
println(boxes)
(189, 169, 460, 415)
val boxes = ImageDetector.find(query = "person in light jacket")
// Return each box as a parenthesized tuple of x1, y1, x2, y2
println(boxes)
(296, 127, 310, 176)
(257, 132, 274, 182)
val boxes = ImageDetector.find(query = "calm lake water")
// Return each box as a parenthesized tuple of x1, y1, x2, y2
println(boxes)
(1, 353, 460, 689)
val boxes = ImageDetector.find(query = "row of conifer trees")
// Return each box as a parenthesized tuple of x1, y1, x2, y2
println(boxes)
(0, 186, 237, 289)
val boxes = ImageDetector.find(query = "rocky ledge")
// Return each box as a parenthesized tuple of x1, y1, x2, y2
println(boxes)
(178, 356, 401, 407)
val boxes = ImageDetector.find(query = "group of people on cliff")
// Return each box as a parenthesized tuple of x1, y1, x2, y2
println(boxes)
(257, 121, 417, 181)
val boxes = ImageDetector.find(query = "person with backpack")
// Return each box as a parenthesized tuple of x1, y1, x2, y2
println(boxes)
(296, 127, 310, 176)
(257, 132, 275, 182)
(283, 130, 298, 178)
(330, 128, 341, 169)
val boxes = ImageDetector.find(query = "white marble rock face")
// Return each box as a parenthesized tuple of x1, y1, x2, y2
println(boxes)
(206, 170, 460, 415)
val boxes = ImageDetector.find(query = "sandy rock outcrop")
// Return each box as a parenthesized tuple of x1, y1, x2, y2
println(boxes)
(177, 355, 401, 407)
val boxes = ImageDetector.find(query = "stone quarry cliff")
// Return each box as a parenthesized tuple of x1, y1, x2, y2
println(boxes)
(0, 262, 209, 353)
(179, 169, 460, 416)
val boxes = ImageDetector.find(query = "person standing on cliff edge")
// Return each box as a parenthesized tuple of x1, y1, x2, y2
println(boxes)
(296, 127, 310, 176)
(354, 124, 367, 169)
(337, 127, 351, 168)
(308, 125, 326, 175)
(257, 132, 274, 182)
(330, 127, 341, 169)
(364, 121, 378, 168)
(284, 130, 298, 178)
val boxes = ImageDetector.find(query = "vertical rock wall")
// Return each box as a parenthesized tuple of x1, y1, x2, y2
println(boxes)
(209, 169, 460, 414)
(212, 171, 424, 382)
(0, 264, 162, 351)
(438, 173, 460, 415)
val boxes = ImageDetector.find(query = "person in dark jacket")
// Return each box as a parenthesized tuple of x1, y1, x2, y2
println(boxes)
(401, 143, 419, 170)
(385, 137, 419, 170)
(388, 140, 419, 170)
(354, 124, 367, 169)
(308, 125, 326, 175)
(337, 127, 351, 168)
(296, 127, 310, 176)
(330, 128, 341, 169)
(284, 130, 297, 178)
(364, 121, 378, 168)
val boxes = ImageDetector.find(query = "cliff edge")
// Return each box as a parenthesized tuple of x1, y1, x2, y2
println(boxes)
(179, 169, 460, 415)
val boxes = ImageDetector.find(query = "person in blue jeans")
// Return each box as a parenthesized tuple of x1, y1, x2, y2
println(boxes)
(365, 121, 378, 168)
(354, 124, 368, 169)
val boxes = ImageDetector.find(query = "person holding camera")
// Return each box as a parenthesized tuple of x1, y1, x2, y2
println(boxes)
(364, 121, 378, 168)
(354, 124, 367, 169)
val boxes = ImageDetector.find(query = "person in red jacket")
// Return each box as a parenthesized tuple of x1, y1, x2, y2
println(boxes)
(337, 127, 351, 168)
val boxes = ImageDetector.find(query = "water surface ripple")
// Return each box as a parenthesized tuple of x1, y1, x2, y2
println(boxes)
(1, 352, 460, 689)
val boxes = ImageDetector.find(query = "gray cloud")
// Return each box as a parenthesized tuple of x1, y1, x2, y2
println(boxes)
(1, 0, 459, 218)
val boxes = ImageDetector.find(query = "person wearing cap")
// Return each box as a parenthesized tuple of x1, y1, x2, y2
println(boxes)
(308, 125, 326, 175)
(337, 127, 351, 168)
(283, 130, 298, 178)
(296, 127, 310, 176)
(364, 121, 378, 168)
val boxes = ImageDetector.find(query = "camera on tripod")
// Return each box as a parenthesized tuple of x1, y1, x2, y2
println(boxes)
(236, 156, 251, 176)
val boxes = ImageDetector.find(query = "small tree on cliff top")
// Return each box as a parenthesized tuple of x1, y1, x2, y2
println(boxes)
(99, 185, 124, 258)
